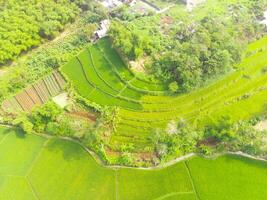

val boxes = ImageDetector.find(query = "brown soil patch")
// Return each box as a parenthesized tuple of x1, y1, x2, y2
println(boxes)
(160, 16, 174, 25)
(198, 137, 219, 147)
(105, 148, 120, 157)
(160, 16, 174, 35)
(67, 111, 97, 122)
(135, 152, 154, 161)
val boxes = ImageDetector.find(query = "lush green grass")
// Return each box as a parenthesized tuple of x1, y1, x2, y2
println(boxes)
(117, 163, 193, 200)
(0, 176, 35, 200)
(29, 139, 116, 200)
(0, 128, 46, 176)
(187, 155, 267, 200)
(1, 126, 267, 200)
(61, 36, 267, 153)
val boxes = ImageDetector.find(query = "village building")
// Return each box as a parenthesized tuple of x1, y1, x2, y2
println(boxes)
(94, 19, 111, 40)
(100, 0, 122, 9)
(260, 10, 267, 26)
(183, 0, 206, 11)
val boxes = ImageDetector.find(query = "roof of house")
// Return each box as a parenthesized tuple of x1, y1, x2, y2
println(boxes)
(95, 19, 111, 38)
(100, 0, 122, 8)
(260, 11, 267, 25)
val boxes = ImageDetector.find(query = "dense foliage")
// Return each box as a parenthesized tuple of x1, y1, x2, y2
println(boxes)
(109, 0, 266, 91)
(150, 116, 266, 163)
(205, 116, 265, 155)
(0, 4, 107, 103)
(1, 0, 267, 167)
(60, 37, 267, 166)
(0, 0, 81, 64)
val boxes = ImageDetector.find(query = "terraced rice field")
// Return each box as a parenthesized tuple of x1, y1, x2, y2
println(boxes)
(1, 126, 267, 200)
(61, 36, 267, 153)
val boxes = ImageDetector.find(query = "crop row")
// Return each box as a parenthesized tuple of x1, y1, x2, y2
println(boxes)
(1, 71, 65, 112)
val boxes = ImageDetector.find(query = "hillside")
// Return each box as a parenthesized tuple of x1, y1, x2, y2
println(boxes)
(0, 0, 267, 199)
(61, 36, 267, 164)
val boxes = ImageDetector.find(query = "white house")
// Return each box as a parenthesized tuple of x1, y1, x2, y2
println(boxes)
(100, 0, 122, 9)
(260, 11, 267, 26)
(183, 0, 206, 11)
(94, 19, 111, 39)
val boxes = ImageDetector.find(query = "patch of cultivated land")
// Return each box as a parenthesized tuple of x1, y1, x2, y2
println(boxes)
(1, 126, 267, 200)
(61, 36, 267, 154)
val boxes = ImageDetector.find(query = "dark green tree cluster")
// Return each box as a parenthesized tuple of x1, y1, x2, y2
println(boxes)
(152, 120, 202, 162)
(205, 116, 265, 155)
(109, 20, 159, 60)
(109, 1, 265, 92)
(0, 0, 85, 64)
(154, 15, 248, 91)
(110, 5, 144, 21)
(150, 115, 266, 163)
(0, 5, 105, 103)
(12, 101, 62, 134)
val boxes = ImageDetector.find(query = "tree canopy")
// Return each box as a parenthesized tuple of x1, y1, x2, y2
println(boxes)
(109, 0, 266, 92)
(0, 0, 83, 64)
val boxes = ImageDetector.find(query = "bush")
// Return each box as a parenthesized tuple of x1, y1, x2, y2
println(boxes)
(0, 0, 81, 64)
(13, 115, 33, 134)
(31, 101, 63, 132)
(117, 153, 133, 165)
(199, 145, 213, 155)
(168, 81, 179, 93)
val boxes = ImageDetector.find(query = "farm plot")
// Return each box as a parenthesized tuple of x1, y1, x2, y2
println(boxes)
(1, 71, 66, 113)
(61, 36, 267, 153)
(1, 126, 267, 200)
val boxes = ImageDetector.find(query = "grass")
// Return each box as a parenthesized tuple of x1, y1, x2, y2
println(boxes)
(187, 155, 267, 200)
(28, 139, 116, 200)
(0, 176, 35, 200)
(0, 128, 46, 176)
(1, 126, 267, 200)
(61, 36, 267, 153)
(117, 163, 193, 200)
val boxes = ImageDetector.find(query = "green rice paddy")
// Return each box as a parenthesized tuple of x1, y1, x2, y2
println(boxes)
(61, 36, 267, 153)
(1, 126, 267, 200)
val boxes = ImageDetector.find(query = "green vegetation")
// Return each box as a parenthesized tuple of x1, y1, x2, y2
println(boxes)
(109, 0, 266, 91)
(1, 126, 267, 200)
(188, 155, 267, 200)
(61, 37, 267, 165)
(1, 0, 267, 198)
(0, 0, 81, 64)
(0, 2, 107, 103)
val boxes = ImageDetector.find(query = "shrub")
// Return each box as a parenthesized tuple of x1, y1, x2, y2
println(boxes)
(168, 81, 179, 94)
(31, 101, 63, 132)
(13, 114, 33, 134)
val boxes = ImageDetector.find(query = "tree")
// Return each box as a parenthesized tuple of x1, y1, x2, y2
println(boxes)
(168, 81, 179, 93)
(0, 0, 82, 64)
(31, 101, 62, 132)
(13, 115, 33, 134)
